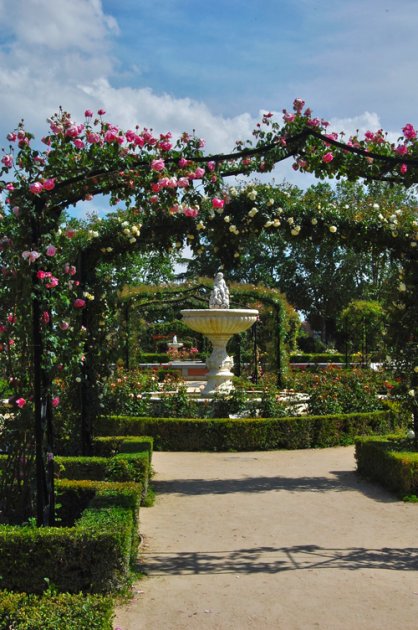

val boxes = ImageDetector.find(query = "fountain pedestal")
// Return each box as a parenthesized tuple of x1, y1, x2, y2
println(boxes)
(180, 309, 258, 396)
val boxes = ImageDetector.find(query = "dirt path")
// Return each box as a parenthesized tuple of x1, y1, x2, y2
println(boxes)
(114, 447, 418, 629)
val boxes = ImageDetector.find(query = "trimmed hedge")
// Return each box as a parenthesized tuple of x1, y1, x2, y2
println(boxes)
(55, 452, 150, 495)
(0, 590, 113, 629)
(0, 480, 141, 594)
(290, 353, 352, 363)
(93, 435, 153, 460)
(96, 410, 397, 451)
(355, 436, 418, 497)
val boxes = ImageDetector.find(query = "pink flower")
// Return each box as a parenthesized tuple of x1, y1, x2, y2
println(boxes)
(283, 111, 296, 123)
(84, 109, 93, 117)
(22, 250, 41, 263)
(16, 397, 26, 408)
(7, 132, 17, 142)
(395, 144, 408, 156)
(194, 167, 205, 178)
(64, 263, 76, 275)
(6, 183, 14, 191)
(46, 245, 57, 257)
(400, 163, 408, 174)
(1, 155, 13, 168)
(125, 129, 137, 142)
(65, 124, 80, 139)
(159, 141, 172, 151)
(29, 182, 43, 195)
(207, 161, 216, 171)
(104, 129, 119, 143)
(151, 159, 165, 172)
(178, 157, 190, 168)
(73, 298, 86, 309)
(7, 314, 16, 324)
(322, 152, 334, 163)
(183, 206, 199, 218)
(41, 311, 50, 324)
(43, 178, 56, 191)
(402, 123, 416, 140)
(46, 276, 59, 288)
(86, 132, 101, 144)
(177, 177, 189, 188)
(59, 321, 70, 330)
(212, 198, 224, 209)
(36, 270, 47, 280)
(65, 229, 77, 239)
(293, 97, 305, 113)
(73, 138, 85, 149)
(52, 396, 60, 408)
(97, 108, 106, 116)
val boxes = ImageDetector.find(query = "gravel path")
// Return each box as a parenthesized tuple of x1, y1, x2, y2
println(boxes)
(115, 447, 418, 629)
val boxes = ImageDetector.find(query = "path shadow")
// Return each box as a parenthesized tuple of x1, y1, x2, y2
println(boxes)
(153, 470, 398, 503)
(140, 544, 418, 576)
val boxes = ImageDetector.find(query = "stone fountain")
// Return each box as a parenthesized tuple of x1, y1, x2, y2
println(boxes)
(181, 273, 258, 396)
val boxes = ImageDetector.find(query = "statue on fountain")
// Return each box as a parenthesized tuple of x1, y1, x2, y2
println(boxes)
(209, 272, 230, 309)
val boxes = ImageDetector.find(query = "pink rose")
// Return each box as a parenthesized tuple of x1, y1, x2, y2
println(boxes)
(207, 161, 216, 171)
(212, 198, 224, 209)
(41, 311, 50, 324)
(194, 167, 205, 178)
(46, 276, 59, 288)
(86, 132, 101, 144)
(29, 182, 43, 195)
(177, 177, 189, 188)
(7, 132, 17, 142)
(22, 250, 41, 263)
(52, 396, 60, 408)
(43, 178, 55, 191)
(400, 163, 408, 174)
(73, 139, 85, 149)
(73, 298, 86, 309)
(46, 245, 57, 257)
(97, 108, 106, 116)
(151, 159, 165, 172)
(183, 207, 199, 218)
(322, 152, 334, 163)
(293, 97, 305, 113)
(1, 155, 13, 168)
(84, 109, 93, 117)
(402, 123, 416, 140)
(59, 321, 70, 330)
(16, 397, 26, 408)
(36, 270, 47, 280)
(178, 157, 190, 168)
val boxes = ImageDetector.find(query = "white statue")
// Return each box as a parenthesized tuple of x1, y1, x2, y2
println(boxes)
(209, 272, 230, 309)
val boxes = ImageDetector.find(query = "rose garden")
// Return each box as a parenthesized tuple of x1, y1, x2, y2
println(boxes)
(0, 99, 417, 628)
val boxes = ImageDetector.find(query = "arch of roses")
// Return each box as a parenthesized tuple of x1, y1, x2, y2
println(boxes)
(0, 98, 417, 524)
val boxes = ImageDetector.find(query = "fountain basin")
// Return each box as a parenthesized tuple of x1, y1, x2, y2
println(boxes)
(181, 308, 258, 396)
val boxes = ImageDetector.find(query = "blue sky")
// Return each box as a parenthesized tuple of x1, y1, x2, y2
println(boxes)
(0, 0, 417, 190)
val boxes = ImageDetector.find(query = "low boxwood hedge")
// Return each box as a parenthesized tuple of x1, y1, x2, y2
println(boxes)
(96, 410, 397, 451)
(0, 590, 114, 630)
(355, 435, 418, 497)
(0, 480, 141, 594)
(93, 435, 153, 459)
(55, 451, 150, 495)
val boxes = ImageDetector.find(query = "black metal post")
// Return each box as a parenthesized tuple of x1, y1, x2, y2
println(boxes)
(252, 321, 258, 384)
(275, 305, 283, 389)
(124, 302, 130, 370)
(235, 334, 241, 377)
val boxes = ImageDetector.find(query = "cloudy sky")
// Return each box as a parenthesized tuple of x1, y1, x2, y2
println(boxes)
(0, 0, 417, 188)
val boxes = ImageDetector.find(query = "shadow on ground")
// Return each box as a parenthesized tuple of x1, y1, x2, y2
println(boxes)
(140, 544, 418, 575)
(152, 470, 397, 503)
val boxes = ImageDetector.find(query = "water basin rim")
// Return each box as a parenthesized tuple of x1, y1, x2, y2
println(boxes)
(181, 308, 259, 315)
